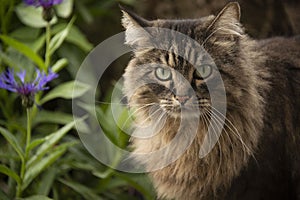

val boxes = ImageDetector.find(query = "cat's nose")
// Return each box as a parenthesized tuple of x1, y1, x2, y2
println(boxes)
(176, 95, 190, 105)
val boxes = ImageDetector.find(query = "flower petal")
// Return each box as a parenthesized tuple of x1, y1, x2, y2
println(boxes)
(52, 0, 63, 5)
(17, 70, 26, 83)
(0, 69, 18, 92)
(23, 0, 39, 6)
(35, 69, 58, 91)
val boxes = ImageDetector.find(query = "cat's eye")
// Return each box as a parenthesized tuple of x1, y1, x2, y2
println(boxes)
(155, 67, 172, 81)
(194, 64, 213, 79)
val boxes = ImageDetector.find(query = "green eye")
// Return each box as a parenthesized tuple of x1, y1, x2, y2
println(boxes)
(194, 64, 213, 79)
(155, 67, 172, 81)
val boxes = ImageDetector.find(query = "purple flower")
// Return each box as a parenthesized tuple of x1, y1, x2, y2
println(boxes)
(24, 0, 63, 8)
(0, 69, 58, 107)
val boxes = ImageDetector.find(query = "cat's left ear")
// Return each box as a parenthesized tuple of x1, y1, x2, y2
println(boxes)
(206, 2, 244, 38)
(120, 5, 152, 48)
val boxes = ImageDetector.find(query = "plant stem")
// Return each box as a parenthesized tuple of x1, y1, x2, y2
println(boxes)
(25, 108, 32, 157)
(16, 108, 32, 198)
(45, 22, 51, 69)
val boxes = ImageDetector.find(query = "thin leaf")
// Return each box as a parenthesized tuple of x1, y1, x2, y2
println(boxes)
(16, 194, 53, 200)
(40, 81, 90, 104)
(37, 167, 57, 196)
(26, 121, 76, 168)
(27, 138, 46, 152)
(93, 169, 114, 179)
(0, 164, 21, 185)
(66, 26, 93, 52)
(0, 127, 24, 161)
(32, 110, 74, 126)
(22, 144, 70, 190)
(51, 58, 68, 73)
(49, 17, 76, 56)
(59, 179, 103, 200)
(0, 35, 46, 70)
(115, 172, 156, 200)
(31, 35, 46, 53)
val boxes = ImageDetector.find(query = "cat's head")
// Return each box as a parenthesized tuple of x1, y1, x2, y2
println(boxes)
(121, 2, 254, 120)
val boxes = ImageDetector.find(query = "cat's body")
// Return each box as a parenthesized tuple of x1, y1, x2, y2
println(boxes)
(121, 3, 300, 200)
(225, 36, 300, 199)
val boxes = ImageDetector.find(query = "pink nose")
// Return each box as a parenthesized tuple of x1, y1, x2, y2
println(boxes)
(176, 95, 190, 105)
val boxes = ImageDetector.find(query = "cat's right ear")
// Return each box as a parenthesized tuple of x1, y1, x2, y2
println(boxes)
(120, 5, 149, 29)
(120, 5, 151, 48)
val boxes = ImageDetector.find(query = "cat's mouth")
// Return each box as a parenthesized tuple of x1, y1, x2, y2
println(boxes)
(160, 98, 211, 118)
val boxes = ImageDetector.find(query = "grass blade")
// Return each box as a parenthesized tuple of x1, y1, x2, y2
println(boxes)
(0, 35, 46, 70)
(0, 164, 21, 185)
(40, 81, 90, 104)
(0, 126, 24, 161)
(51, 58, 68, 73)
(26, 121, 76, 168)
(27, 138, 46, 152)
(49, 17, 75, 56)
(22, 143, 73, 190)
(59, 179, 103, 200)
(16, 195, 53, 200)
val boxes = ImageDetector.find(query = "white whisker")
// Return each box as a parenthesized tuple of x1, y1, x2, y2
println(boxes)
(210, 106, 253, 159)
(121, 103, 157, 130)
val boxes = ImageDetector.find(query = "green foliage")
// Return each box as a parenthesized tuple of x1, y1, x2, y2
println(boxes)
(0, 0, 155, 199)
(40, 81, 90, 104)
(0, 35, 46, 70)
(15, 4, 58, 28)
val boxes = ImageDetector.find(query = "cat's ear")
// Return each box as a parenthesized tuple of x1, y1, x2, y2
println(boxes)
(120, 5, 152, 48)
(206, 2, 244, 39)
(120, 5, 149, 29)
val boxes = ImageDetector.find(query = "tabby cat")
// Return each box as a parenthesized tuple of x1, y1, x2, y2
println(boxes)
(121, 2, 300, 200)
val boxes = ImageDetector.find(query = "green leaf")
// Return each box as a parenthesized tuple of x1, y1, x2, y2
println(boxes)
(55, 0, 74, 18)
(0, 48, 36, 73)
(32, 110, 74, 126)
(0, 50, 19, 68)
(26, 121, 76, 168)
(66, 26, 93, 52)
(17, 194, 53, 200)
(27, 138, 46, 152)
(114, 172, 156, 200)
(59, 179, 103, 200)
(93, 169, 114, 180)
(51, 58, 68, 73)
(23, 144, 71, 190)
(15, 3, 57, 28)
(0, 164, 21, 185)
(49, 17, 75, 56)
(37, 167, 57, 196)
(0, 189, 10, 200)
(0, 35, 46, 70)
(0, 127, 24, 161)
(40, 81, 90, 104)
(31, 35, 46, 53)
(9, 27, 41, 41)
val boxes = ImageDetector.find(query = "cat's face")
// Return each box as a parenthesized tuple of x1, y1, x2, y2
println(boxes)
(122, 3, 250, 120)
(123, 49, 216, 118)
